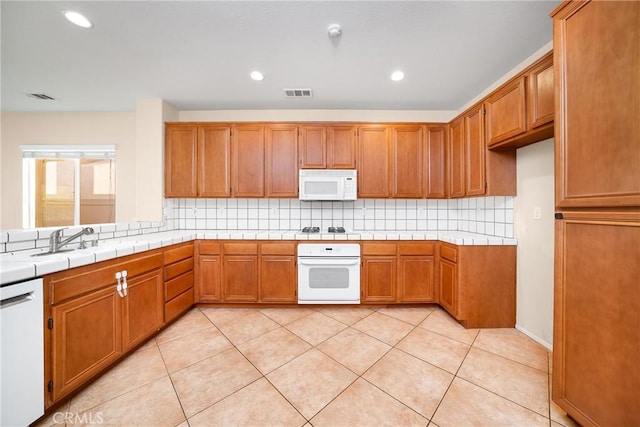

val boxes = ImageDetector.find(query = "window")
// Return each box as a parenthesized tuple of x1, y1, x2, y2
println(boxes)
(21, 145, 116, 228)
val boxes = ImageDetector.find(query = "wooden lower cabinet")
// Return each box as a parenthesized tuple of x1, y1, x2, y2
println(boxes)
(200, 241, 296, 303)
(260, 256, 296, 303)
(362, 242, 435, 304)
(122, 270, 164, 351)
(51, 286, 122, 403)
(46, 250, 164, 406)
(437, 243, 515, 328)
(438, 258, 457, 315)
(553, 213, 640, 426)
(223, 256, 259, 302)
(361, 256, 397, 303)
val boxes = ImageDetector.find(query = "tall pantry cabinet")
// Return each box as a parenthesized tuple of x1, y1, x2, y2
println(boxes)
(550, 2, 640, 426)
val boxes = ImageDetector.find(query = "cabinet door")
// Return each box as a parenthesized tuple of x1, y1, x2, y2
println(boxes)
(223, 256, 258, 302)
(553, 0, 640, 208)
(266, 125, 298, 197)
(392, 125, 423, 198)
(260, 256, 296, 303)
(198, 125, 231, 197)
(398, 256, 435, 302)
(197, 255, 222, 303)
(232, 125, 265, 197)
(51, 286, 122, 402)
(358, 125, 391, 198)
(165, 124, 197, 197)
(361, 256, 396, 303)
(485, 77, 527, 147)
(299, 126, 326, 169)
(553, 213, 640, 427)
(122, 269, 164, 351)
(425, 126, 447, 199)
(464, 106, 486, 196)
(527, 54, 554, 130)
(448, 118, 465, 198)
(327, 125, 357, 169)
(438, 258, 457, 316)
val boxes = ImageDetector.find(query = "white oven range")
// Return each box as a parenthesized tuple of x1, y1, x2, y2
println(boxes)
(297, 243, 360, 304)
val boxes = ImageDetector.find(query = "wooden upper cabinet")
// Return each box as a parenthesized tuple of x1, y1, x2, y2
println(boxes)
(198, 125, 231, 197)
(327, 125, 357, 169)
(299, 125, 356, 169)
(425, 125, 448, 198)
(464, 105, 486, 196)
(165, 125, 197, 197)
(553, 1, 640, 208)
(485, 77, 527, 147)
(266, 124, 298, 197)
(527, 53, 554, 130)
(448, 118, 465, 198)
(485, 52, 555, 150)
(358, 125, 391, 198)
(391, 125, 423, 198)
(299, 126, 326, 168)
(232, 125, 265, 197)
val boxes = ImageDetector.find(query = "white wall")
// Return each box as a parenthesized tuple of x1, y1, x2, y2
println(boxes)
(0, 112, 137, 229)
(514, 138, 555, 348)
(179, 109, 455, 123)
(134, 99, 178, 221)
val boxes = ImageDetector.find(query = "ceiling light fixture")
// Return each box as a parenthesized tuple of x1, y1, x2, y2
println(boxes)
(391, 71, 405, 82)
(328, 24, 342, 39)
(250, 71, 264, 81)
(63, 10, 93, 28)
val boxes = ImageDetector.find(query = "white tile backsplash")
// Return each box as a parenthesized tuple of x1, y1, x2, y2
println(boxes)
(0, 196, 515, 254)
(167, 196, 514, 237)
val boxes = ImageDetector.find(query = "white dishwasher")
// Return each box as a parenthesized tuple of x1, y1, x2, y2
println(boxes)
(0, 277, 44, 427)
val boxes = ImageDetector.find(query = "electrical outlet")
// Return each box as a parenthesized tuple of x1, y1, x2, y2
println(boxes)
(270, 208, 279, 216)
(533, 206, 542, 220)
(218, 207, 226, 215)
(191, 207, 197, 216)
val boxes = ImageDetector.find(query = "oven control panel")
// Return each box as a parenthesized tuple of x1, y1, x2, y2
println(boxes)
(297, 243, 360, 257)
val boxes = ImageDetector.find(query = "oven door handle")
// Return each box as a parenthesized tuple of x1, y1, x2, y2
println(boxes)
(298, 258, 360, 266)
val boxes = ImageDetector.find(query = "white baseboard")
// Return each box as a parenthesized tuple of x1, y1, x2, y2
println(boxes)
(515, 324, 553, 350)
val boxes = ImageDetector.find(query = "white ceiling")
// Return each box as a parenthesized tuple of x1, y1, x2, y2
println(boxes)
(1, 1, 556, 113)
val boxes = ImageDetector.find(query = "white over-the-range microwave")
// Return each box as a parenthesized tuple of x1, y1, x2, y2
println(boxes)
(298, 169, 357, 201)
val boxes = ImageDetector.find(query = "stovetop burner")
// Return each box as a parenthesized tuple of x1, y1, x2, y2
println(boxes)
(301, 226, 347, 233)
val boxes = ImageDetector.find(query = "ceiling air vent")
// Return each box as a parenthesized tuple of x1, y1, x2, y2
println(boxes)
(283, 88, 313, 98)
(28, 93, 56, 100)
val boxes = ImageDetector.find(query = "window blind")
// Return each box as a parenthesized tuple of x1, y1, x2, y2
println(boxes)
(20, 145, 116, 159)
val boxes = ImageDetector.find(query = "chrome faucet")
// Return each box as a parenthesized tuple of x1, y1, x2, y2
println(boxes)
(49, 227, 95, 253)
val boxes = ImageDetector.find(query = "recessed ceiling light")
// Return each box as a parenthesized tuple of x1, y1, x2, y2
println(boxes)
(63, 10, 93, 29)
(250, 71, 264, 81)
(391, 71, 405, 82)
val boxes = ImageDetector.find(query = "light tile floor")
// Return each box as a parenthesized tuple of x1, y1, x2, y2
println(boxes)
(37, 306, 580, 427)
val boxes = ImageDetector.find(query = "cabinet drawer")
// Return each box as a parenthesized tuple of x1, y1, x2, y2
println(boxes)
(398, 242, 435, 256)
(223, 242, 258, 255)
(165, 271, 194, 301)
(164, 242, 193, 265)
(199, 241, 221, 255)
(164, 258, 193, 281)
(362, 243, 396, 256)
(440, 244, 458, 263)
(262, 242, 295, 255)
(165, 288, 194, 323)
(49, 251, 163, 304)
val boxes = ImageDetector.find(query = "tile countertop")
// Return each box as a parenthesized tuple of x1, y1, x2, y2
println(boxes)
(0, 230, 516, 285)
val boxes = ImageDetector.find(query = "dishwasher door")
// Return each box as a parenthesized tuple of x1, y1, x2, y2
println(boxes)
(1, 278, 44, 426)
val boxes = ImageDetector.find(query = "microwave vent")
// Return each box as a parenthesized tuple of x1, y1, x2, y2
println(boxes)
(283, 88, 313, 98)
(27, 93, 56, 100)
